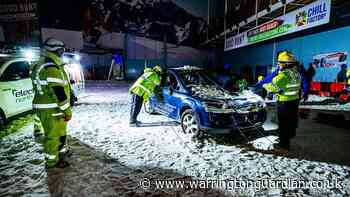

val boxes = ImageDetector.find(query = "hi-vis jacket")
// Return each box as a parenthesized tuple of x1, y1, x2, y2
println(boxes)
(31, 51, 72, 119)
(263, 67, 301, 102)
(129, 68, 161, 102)
(347, 69, 350, 86)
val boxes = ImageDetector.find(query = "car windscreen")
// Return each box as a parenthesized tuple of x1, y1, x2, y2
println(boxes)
(178, 70, 218, 87)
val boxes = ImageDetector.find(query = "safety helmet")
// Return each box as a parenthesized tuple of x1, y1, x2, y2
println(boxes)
(278, 51, 298, 69)
(278, 51, 297, 63)
(153, 65, 162, 73)
(258, 75, 264, 82)
(43, 38, 65, 52)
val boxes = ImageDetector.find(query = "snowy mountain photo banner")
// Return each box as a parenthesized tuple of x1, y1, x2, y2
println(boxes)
(40, 0, 208, 48)
(83, 0, 208, 47)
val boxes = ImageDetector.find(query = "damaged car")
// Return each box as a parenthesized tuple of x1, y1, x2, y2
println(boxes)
(145, 66, 267, 136)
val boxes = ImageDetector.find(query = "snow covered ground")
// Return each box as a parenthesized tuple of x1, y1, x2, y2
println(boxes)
(300, 103, 350, 112)
(1, 81, 350, 196)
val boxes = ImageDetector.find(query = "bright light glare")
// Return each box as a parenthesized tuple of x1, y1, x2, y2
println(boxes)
(74, 54, 81, 61)
(23, 50, 35, 60)
(62, 56, 70, 64)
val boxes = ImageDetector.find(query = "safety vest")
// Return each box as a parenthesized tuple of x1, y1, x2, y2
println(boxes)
(31, 51, 72, 117)
(263, 67, 301, 102)
(129, 68, 161, 102)
(237, 79, 248, 92)
(347, 69, 350, 85)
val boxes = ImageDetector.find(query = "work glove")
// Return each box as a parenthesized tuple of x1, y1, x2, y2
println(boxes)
(156, 93, 163, 102)
(154, 86, 163, 101)
(63, 109, 72, 122)
(277, 88, 284, 94)
(267, 92, 274, 100)
(64, 114, 72, 122)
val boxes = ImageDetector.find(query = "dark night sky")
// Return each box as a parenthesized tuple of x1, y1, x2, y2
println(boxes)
(39, 0, 87, 31)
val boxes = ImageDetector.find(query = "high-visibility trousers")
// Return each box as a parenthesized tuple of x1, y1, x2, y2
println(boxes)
(36, 109, 67, 167)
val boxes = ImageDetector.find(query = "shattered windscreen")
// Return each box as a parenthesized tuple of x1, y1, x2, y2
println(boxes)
(179, 70, 218, 87)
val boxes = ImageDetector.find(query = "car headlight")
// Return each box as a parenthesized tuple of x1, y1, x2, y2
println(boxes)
(202, 101, 234, 113)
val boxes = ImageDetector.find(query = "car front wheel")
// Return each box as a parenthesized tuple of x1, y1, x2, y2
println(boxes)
(181, 109, 200, 136)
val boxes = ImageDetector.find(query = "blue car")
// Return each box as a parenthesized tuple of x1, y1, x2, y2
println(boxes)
(146, 66, 267, 135)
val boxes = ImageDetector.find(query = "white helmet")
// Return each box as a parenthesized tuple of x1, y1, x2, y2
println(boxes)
(43, 38, 65, 52)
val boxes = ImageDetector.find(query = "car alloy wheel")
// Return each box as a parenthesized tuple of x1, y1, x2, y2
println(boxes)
(181, 109, 200, 135)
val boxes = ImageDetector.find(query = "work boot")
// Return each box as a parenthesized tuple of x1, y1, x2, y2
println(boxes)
(59, 147, 72, 158)
(129, 121, 141, 127)
(34, 130, 43, 138)
(34, 131, 44, 143)
(55, 159, 70, 168)
(46, 159, 70, 169)
(273, 143, 289, 155)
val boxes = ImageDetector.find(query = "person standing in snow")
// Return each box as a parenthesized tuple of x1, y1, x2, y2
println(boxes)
(129, 65, 163, 127)
(346, 66, 350, 89)
(263, 51, 301, 152)
(31, 38, 72, 168)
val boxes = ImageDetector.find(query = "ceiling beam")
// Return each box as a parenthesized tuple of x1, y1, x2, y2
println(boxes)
(202, 0, 298, 46)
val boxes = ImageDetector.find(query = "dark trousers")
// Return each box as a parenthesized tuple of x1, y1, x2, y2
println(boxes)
(58, 136, 66, 151)
(130, 94, 144, 123)
(277, 99, 300, 149)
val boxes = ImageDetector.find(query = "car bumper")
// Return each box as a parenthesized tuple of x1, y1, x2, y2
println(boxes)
(199, 110, 266, 134)
(200, 122, 264, 134)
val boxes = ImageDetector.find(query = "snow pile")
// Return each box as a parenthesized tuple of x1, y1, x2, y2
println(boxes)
(0, 125, 49, 196)
(307, 95, 333, 102)
(301, 103, 350, 111)
(249, 136, 279, 151)
(67, 82, 350, 196)
(1, 81, 350, 196)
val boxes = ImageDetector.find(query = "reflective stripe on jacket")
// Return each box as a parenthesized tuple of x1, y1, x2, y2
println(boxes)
(129, 68, 161, 102)
(263, 67, 301, 102)
(31, 51, 72, 117)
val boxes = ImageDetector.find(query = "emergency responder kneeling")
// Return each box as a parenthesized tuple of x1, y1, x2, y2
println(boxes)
(31, 38, 72, 168)
(263, 51, 301, 152)
(129, 65, 163, 127)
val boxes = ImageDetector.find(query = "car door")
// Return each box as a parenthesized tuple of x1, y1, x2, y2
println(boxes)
(0, 60, 33, 117)
(161, 72, 183, 120)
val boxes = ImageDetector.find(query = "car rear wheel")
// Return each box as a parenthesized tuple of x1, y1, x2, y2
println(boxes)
(181, 109, 200, 136)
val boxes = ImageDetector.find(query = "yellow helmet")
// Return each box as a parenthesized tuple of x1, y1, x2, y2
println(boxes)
(278, 51, 298, 68)
(153, 65, 162, 73)
(258, 75, 264, 82)
(278, 51, 297, 63)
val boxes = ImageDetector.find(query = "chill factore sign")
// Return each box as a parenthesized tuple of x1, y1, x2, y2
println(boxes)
(224, 0, 331, 51)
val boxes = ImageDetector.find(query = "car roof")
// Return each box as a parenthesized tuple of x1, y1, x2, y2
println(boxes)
(170, 66, 203, 71)
(0, 56, 31, 67)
